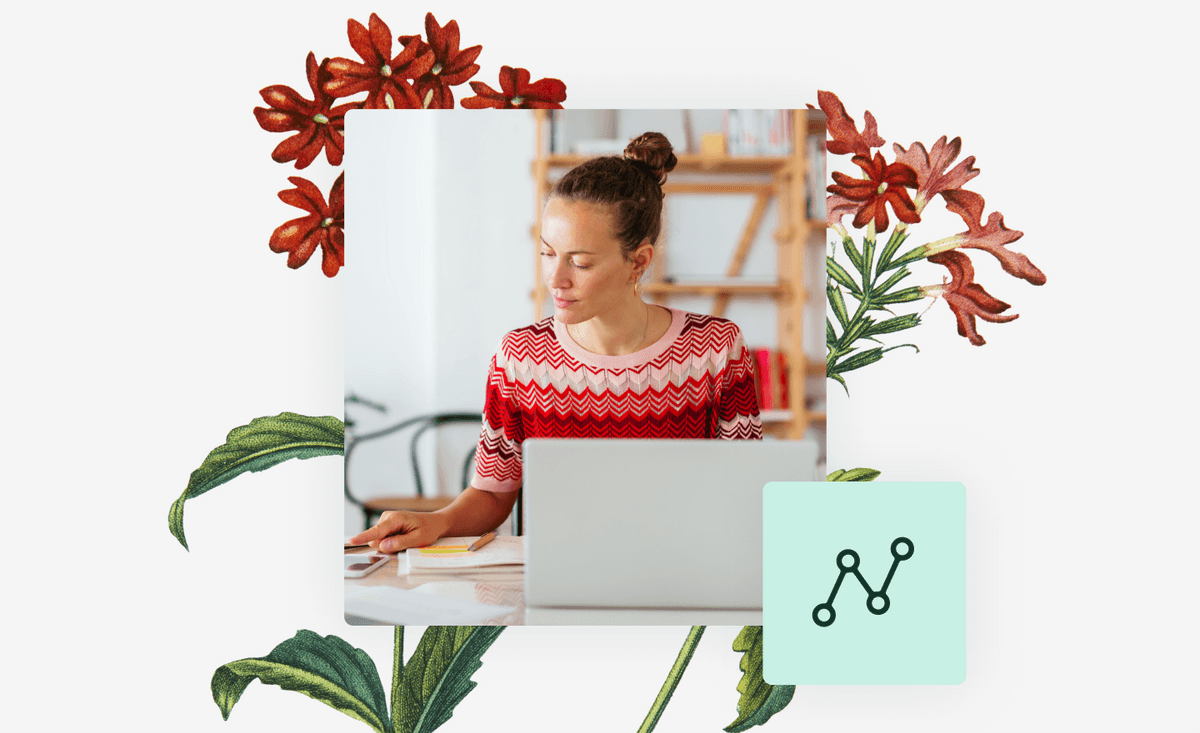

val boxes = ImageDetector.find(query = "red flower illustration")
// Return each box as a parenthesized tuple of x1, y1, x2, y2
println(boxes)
(253, 52, 357, 169)
(827, 193, 860, 233)
(270, 174, 344, 277)
(460, 66, 566, 109)
(324, 13, 434, 109)
(814, 90, 884, 157)
(398, 13, 482, 109)
(827, 152, 921, 232)
(891, 136, 979, 210)
(925, 250, 1017, 346)
(941, 189, 1046, 286)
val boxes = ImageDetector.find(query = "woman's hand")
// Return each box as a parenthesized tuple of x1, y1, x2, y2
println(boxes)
(349, 510, 451, 554)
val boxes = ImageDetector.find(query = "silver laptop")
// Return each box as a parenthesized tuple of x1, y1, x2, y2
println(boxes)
(522, 439, 818, 610)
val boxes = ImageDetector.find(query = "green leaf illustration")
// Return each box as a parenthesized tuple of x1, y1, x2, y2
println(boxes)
(396, 626, 505, 733)
(875, 227, 911, 273)
(874, 285, 925, 305)
(828, 284, 850, 329)
(724, 626, 795, 732)
(826, 257, 862, 297)
(168, 412, 344, 549)
(842, 235, 864, 274)
(827, 467, 882, 482)
(863, 313, 921, 337)
(869, 266, 911, 299)
(212, 630, 390, 733)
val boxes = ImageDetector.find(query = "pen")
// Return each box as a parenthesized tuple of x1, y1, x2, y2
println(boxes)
(467, 531, 496, 552)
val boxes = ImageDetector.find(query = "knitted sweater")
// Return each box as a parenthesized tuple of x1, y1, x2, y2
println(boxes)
(471, 307, 763, 492)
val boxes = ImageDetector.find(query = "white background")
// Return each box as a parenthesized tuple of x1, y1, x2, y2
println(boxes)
(3, 1, 1197, 732)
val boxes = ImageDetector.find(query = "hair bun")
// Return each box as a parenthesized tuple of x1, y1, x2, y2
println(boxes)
(623, 132, 677, 187)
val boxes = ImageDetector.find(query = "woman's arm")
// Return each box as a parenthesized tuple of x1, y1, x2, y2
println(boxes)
(348, 486, 520, 553)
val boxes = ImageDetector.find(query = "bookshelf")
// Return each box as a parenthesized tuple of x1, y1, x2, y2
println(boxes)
(529, 109, 826, 441)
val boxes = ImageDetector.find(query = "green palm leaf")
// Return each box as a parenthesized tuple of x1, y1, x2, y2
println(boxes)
(396, 626, 506, 733)
(212, 630, 389, 732)
(168, 412, 344, 549)
(725, 626, 795, 733)
(827, 467, 882, 482)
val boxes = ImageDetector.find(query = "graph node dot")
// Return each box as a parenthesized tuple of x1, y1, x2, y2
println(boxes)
(837, 549, 860, 571)
(867, 591, 890, 615)
(812, 603, 835, 627)
(891, 537, 914, 561)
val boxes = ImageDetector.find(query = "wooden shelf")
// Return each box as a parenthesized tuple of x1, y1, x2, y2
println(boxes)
(530, 109, 827, 440)
(539, 153, 792, 175)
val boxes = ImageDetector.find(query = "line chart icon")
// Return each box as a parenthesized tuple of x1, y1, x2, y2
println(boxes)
(813, 537, 914, 627)
(763, 482, 965, 685)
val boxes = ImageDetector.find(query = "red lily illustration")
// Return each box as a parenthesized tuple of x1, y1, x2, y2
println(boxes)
(269, 174, 344, 277)
(815, 90, 884, 157)
(324, 13, 434, 109)
(827, 152, 921, 233)
(461, 66, 566, 109)
(924, 250, 1017, 346)
(891, 136, 979, 211)
(936, 189, 1046, 286)
(253, 52, 357, 169)
(398, 13, 482, 109)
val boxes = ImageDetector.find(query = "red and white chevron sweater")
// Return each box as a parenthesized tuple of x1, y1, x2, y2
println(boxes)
(471, 308, 763, 492)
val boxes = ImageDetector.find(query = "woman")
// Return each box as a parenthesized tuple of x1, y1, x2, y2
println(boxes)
(352, 132, 763, 553)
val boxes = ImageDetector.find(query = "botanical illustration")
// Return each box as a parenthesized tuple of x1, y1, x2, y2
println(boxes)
(817, 89, 1046, 390)
(169, 12, 1045, 730)
(251, 11, 567, 278)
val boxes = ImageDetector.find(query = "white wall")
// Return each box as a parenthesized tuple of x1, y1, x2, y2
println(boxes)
(344, 111, 534, 534)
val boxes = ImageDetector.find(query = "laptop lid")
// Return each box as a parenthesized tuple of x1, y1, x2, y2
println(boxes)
(522, 439, 818, 610)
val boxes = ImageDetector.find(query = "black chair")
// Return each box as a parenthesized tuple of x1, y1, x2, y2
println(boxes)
(344, 412, 481, 531)
(344, 412, 523, 535)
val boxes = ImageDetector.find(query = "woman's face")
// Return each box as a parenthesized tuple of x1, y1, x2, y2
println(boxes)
(540, 197, 645, 325)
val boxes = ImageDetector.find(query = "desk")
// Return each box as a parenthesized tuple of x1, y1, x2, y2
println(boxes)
(344, 548, 763, 626)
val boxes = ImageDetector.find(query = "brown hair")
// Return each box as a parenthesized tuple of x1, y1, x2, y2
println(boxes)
(550, 132, 678, 259)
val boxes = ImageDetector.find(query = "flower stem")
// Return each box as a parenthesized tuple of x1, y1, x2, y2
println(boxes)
(391, 626, 404, 729)
(638, 625, 706, 733)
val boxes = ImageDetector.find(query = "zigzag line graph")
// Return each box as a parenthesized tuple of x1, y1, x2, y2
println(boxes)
(813, 537, 914, 627)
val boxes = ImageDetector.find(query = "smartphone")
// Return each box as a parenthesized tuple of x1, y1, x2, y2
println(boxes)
(344, 552, 390, 578)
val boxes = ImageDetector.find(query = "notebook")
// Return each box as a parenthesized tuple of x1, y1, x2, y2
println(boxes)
(405, 535, 525, 573)
(522, 438, 818, 610)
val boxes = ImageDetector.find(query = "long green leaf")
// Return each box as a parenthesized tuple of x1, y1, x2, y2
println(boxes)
(725, 626, 795, 732)
(211, 630, 389, 732)
(168, 412, 344, 549)
(828, 285, 850, 329)
(884, 244, 930, 271)
(842, 235, 864, 274)
(830, 347, 884, 374)
(870, 266, 911, 299)
(827, 467, 882, 482)
(825, 257, 862, 297)
(876, 227, 910, 273)
(874, 286, 926, 306)
(860, 235, 876, 285)
(398, 626, 506, 733)
(863, 313, 921, 337)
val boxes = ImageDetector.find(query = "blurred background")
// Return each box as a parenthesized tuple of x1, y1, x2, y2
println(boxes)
(344, 109, 828, 536)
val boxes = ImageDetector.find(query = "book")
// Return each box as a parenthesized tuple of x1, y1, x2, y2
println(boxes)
(405, 535, 525, 573)
(753, 348, 774, 409)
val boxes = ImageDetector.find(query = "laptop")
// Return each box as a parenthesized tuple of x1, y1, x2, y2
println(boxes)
(522, 439, 819, 610)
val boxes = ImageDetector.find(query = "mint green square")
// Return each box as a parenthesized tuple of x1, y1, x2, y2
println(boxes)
(763, 482, 965, 685)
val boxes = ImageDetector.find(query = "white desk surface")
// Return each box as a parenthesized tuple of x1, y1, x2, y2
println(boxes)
(344, 548, 763, 626)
